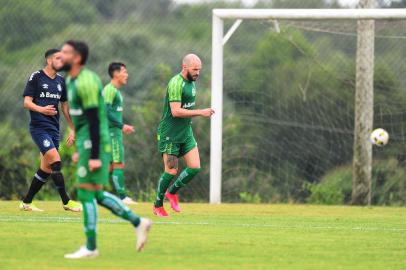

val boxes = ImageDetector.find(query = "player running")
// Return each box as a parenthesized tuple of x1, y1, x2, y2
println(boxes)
(102, 62, 137, 205)
(61, 40, 151, 259)
(153, 54, 214, 217)
(20, 48, 81, 212)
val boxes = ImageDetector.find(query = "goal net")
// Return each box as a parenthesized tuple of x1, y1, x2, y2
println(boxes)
(210, 9, 406, 204)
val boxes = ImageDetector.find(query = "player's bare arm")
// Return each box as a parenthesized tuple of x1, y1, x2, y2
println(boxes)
(24, 96, 57, 116)
(170, 102, 214, 118)
(60, 101, 75, 146)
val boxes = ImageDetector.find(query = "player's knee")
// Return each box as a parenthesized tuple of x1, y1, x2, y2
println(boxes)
(112, 162, 124, 169)
(40, 164, 52, 175)
(166, 155, 178, 170)
(165, 168, 178, 175)
(50, 161, 62, 173)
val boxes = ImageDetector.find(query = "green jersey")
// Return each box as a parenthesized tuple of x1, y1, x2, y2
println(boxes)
(157, 73, 196, 143)
(102, 83, 124, 129)
(66, 68, 110, 156)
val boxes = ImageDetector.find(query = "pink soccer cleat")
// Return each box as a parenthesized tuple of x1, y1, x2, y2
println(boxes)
(165, 192, 181, 212)
(153, 206, 169, 217)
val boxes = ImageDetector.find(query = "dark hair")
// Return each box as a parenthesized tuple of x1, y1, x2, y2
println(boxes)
(44, 48, 60, 59)
(108, 62, 126, 78)
(65, 40, 89, 65)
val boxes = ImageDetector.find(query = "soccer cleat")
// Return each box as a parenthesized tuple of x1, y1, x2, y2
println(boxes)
(153, 206, 169, 217)
(122, 196, 138, 205)
(165, 192, 181, 212)
(19, 202, 44, 212)
(136, 218, 152, 252)
(63, 200, 82, 212)
(64, 246, 99, 259)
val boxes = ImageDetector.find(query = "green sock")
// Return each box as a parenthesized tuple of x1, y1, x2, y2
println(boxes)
(96, 191, 140, 227)
(154, 172, 175, 207)
(168, 167, 201, 195)
(77, 188, 97, 251)
(112, 168, 126, 199)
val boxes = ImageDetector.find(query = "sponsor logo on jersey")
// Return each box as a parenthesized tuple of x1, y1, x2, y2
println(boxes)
(39, 92, 61, 99)
(57, 84, 62, 92)
(42, 84, 49, 89)
(117, 106, 123, 112)
(192, 88, 196, 96)
(43, 139, 51, 148)
(182, 102, 195, 109)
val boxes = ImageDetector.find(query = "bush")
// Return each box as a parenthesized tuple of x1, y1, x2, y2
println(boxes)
(306, 166, 352, 205)
(306, 158, 406, 205)
(239, 192, 262, 204)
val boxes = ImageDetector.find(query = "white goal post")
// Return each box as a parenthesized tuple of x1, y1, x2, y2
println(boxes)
(210, 8, 406, 204)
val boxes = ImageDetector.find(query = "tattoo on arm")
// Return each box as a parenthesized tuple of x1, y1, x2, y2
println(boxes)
(166, 155, 178, 170)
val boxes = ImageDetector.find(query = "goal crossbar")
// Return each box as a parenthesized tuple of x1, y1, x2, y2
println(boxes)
(213, 8, 406, 20)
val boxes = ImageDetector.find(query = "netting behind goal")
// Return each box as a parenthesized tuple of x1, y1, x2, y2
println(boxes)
(221, 18, 406, 203)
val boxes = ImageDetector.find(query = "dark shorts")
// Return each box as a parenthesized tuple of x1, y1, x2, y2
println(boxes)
(30, 128, 60, 155)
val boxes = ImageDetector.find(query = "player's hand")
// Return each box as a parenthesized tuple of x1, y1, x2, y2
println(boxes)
(71, 152, 79, 163)
(66, 129, 75, 147)
(200, 108, 215, 118)
(88, 159, 102, 172)
(40, 105, 57, 116)
(122, 124, 135, 134)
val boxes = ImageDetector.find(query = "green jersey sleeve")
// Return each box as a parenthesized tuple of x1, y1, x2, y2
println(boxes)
(77, 71, 102, 109)
(167, 75, 183, 102)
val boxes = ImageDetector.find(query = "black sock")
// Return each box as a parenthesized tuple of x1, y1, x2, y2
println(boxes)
(50, 161, 70, 205)
(23, 169, 50, 203)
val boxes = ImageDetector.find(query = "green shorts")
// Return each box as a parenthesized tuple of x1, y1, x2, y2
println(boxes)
(158, 134, 197, 157)
(110, 128, 124, 163)
(76, 139, 111, 185)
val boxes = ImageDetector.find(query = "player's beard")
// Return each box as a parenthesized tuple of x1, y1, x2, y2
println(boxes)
(59, 63, 72, 72)
(187, 71, 198, 81)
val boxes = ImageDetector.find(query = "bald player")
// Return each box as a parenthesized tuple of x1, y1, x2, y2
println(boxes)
(153, 54, 214, 217)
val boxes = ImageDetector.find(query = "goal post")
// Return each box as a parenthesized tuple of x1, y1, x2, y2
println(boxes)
(210, 8, 406, 204)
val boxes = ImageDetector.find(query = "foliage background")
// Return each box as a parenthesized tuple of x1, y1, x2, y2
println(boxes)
(0, 0, 405, 204)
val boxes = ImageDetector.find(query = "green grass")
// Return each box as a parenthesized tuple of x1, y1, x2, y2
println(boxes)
(0, 201, 405, 270)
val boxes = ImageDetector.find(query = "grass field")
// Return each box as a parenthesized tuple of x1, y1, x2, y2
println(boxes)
(0, 201, 405, 270)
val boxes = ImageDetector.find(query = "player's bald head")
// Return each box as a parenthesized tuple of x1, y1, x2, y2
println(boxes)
(182, 54, 201, 66)
(181, 54, 202, 81)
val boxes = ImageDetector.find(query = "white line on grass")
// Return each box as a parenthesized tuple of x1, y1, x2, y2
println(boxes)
(0, 215, 405, 232)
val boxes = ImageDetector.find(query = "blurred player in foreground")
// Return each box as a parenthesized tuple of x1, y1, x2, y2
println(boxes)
(61, 40, 151, 259)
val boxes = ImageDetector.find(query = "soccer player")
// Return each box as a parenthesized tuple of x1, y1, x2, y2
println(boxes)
(20, 48, 81, 212)
(153, 54, 214, 217)
(61, 40, 151, 259)
(102, 62, 137, 205)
